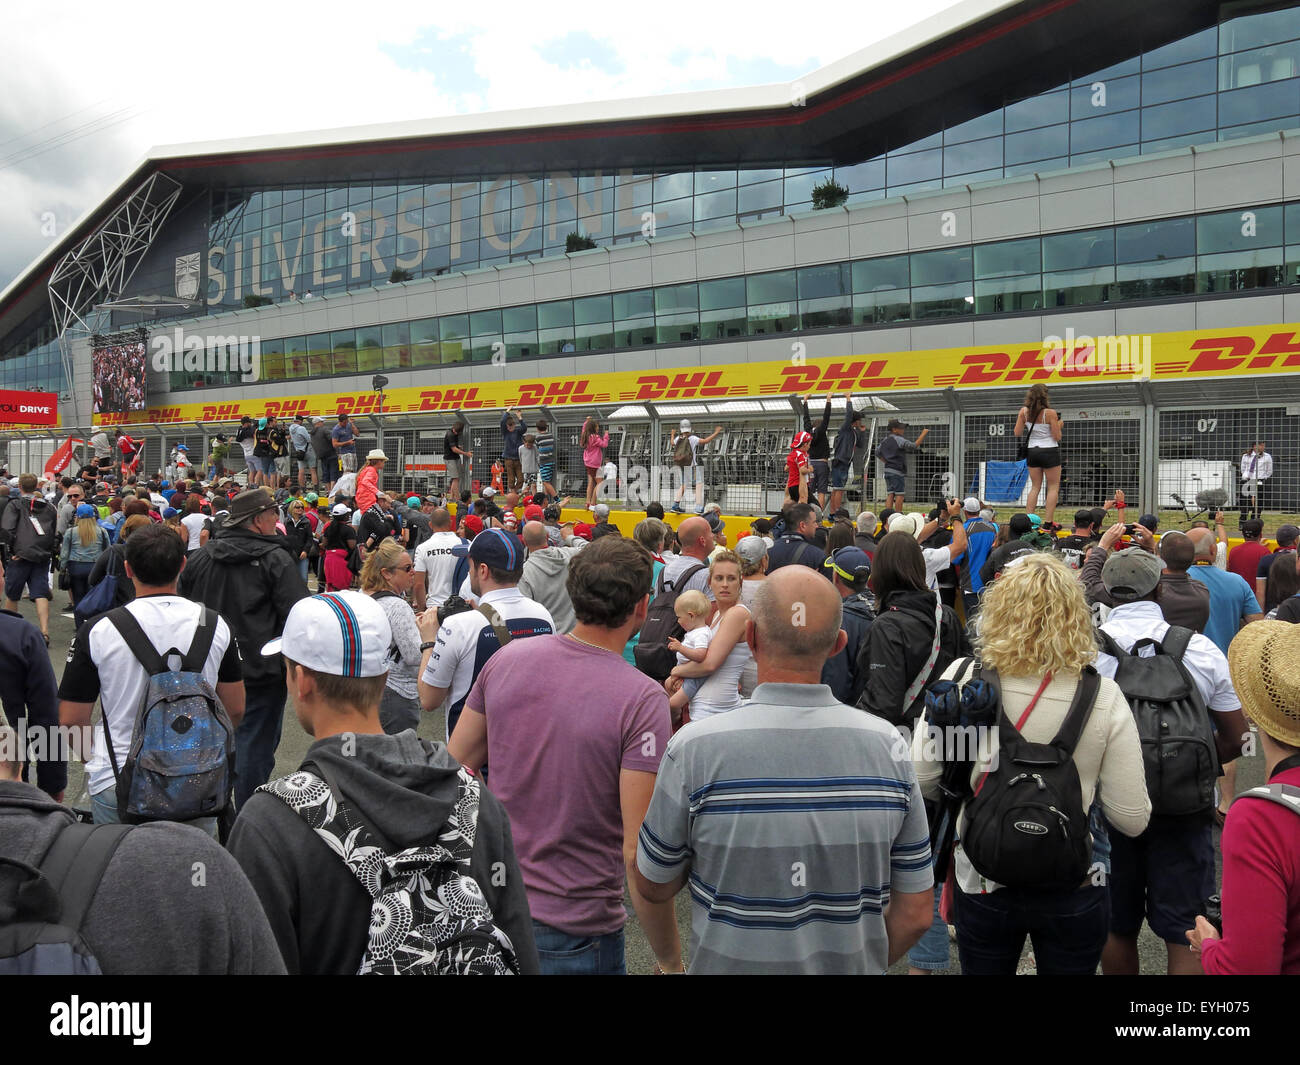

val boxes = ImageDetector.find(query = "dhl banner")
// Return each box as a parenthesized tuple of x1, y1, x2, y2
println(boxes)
(89, 323, 1300, 427)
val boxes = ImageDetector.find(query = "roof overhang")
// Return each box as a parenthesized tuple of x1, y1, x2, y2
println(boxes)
(0, 0, 1223, 336)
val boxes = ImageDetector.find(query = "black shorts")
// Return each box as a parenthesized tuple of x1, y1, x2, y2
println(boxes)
(1108, 816, 1214, 944)
(1026, 446, 1061, 470)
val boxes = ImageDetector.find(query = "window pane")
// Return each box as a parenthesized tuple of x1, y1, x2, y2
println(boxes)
(783, 171, 829, 206)
(1004, 124, 1069, 165)
(944, 110, 1003, 144)
(1071, 74, 1140, 117)
(307, 332, 331, 377)
(853, 290, 910, 324)
(1197, 248, 1285, 293)
(1219, 41, 1300, 90)
(1116, 217, 1195, 263)
(1140, 95, 1216, 140)
(695, 170, 736, 193)
(1197, 205, 1283, 253)
(573, 294, 611, 325)
(331, 329, 358, 375)
(797, 263, 849, 300)
(355, 325, 383, 372)
(537, 300, 573, 330)
(284, 335, 309, 378)
(1005, 90, 1069, 133)
(911, 247, 972, 286)
(470, 309, 502, 336)
(1115, 258, 1196, 299)
(852, 255, 909, 292)
(1070, 110, 1140, 154)
(1221, 7, 1300, 56)
(1142, 59, 1217, 106)
(886, 149, 941, 187)
(382, 321, 411, 369)
(440, 315, 469, 365)
(975, 274, 1042, 314)
(943, 136, 1002, 176)
(655, 283, 698, 315)
(502, 305, 536, 333)
(1043, 266, 1115, 307)
(911, 284, 974, 319)
(1043, 227, 1114, 271)
(699, 305, 747, 340)
(699, 277, 746, 312)
(833, 159, 885, 192)
(653, 172, 693, 202)
(1217, 79, 1300, 127)
(411, 318, 440, 367)
(694, 188, 736, 221)
(746, 270, 796, 306)
(974, 237, 1040, 279)
(613, 289, 653, 321)
(737, 180, 784, 215)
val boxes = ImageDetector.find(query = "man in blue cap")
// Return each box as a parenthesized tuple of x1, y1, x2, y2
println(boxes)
(820, 545, 874, 705)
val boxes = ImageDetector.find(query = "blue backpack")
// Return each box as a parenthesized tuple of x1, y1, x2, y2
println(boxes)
(73, 549, 122, 631)
(101, 606, 236, 825)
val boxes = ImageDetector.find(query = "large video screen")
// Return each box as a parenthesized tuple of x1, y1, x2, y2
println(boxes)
(92, 334, 147, 414)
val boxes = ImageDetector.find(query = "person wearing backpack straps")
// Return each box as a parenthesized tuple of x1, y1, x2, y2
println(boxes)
(633, 515, 714, 682)
(57, 524, 246, 841)
(59, 503, 110, 615)
(0, 705, 285, 975)
(1185, 620, 1300, 973)
(229, 590, 538, 974)
(913, 554, 1150, 975)
(1093, 546, 1251, 976)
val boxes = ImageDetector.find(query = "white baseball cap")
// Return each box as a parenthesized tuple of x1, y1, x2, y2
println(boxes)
(331, 502, 350, 516)
(963, 497, 982, 514)
(679, 419, 692, 432)
(261, 591, 393, 678)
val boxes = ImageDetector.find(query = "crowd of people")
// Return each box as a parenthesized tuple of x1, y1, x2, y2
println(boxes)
(0, 396, 1297, 977)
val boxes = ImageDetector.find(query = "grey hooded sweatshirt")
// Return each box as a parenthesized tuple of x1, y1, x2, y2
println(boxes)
(227, 730, 539, 974)
(517, 546, 577, 634)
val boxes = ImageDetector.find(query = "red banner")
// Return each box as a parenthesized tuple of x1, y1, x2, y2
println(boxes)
(0, 389, 58, 426)
(43, 436, 84, 479)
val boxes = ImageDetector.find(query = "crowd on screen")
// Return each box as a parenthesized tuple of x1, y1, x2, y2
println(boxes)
(0, 387, 1297, 976)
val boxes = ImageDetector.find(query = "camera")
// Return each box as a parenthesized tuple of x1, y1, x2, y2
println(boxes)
(437, 594, 472, 626)
(1124, 523, 1140, 536)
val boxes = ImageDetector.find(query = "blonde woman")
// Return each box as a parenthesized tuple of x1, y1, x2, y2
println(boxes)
(60, 503, 109, 611)
(913, 552, 1150, 975)
(666, 550, 752, 723)
(360, 538, 424, 735)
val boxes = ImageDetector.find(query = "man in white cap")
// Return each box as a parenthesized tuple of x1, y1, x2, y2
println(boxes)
(228, 590, 538, 974)
(668, 420, 722, 515)
(886, 502, 967, 591)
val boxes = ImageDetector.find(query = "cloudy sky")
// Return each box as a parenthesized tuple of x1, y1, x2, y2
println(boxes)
(0, 0, 962, 293)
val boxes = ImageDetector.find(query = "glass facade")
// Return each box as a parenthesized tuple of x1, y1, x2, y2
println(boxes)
(168, 197, 1300, 391)
(8, 2, 1300, 396)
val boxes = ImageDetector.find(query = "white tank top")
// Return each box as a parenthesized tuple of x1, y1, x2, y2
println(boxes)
(1026, 411, 1055, 449)
(689, 605, 753, 720)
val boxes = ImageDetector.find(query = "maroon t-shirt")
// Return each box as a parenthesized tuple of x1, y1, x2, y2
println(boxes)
(1228, 541, 1270, 590)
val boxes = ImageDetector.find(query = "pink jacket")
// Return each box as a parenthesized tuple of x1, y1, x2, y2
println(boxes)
(582, 431, 609, 469)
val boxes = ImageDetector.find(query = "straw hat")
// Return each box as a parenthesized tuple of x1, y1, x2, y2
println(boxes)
(1227, 620, 1300, 748)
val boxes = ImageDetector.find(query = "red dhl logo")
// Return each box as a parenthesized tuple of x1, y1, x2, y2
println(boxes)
(147, 408, 184, 423)
(417, 387, 483, 411)
(266, 398, 309, 417)
(514, 380, 596, 406)
(200, 404, 242, 421)
(633, 371, 728, 400)
(777, 360, 896, 391)
(1185, 331, 1300, 372)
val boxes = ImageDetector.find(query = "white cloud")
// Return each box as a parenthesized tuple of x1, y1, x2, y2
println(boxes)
(0, 0, 963, 290)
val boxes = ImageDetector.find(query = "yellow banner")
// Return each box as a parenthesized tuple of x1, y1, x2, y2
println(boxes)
(90, 323, 1300, 427)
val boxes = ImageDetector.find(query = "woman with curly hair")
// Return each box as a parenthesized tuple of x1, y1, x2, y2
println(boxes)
(913, 552, 1150, 975)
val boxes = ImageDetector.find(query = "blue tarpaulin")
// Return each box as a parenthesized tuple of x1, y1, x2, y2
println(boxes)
(984, 460, 1028, 503)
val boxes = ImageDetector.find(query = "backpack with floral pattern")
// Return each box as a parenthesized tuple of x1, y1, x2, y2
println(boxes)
(259, 765, 519, 975)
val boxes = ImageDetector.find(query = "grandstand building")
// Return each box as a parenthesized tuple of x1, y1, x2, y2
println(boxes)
(3, 0, 1300, 516)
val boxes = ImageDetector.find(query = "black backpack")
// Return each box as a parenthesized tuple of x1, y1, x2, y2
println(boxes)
(960, 667, 1099, 890)
(633, 562, 707, 682)
(1099, 627, 1220, 817)
(0, 821, 131, 974)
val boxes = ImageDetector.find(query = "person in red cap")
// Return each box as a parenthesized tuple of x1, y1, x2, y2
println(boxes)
(786, 432, 812, 503)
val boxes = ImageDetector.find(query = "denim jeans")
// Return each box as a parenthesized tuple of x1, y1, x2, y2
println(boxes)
(296, 557, 310, 582)
(907, 882, 950, 971)
(91, 784, 219, 841)
(234, 679, 288, 809)
(532, 921, 626, 975)
(954, 883, 1108, 975)
(379, 687, 421, 735)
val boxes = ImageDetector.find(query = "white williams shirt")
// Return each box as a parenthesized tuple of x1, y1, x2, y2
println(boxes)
(1240, 451, 1273, 483)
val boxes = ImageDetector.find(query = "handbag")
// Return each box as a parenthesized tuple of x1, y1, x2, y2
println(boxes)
(1016, 411, 1035, 462)
(73, 548, 122, 629)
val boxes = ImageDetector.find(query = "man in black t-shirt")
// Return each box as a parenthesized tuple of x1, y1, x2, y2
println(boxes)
(1053, 509, 1098, 570)
(443, 421, 472, 500)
